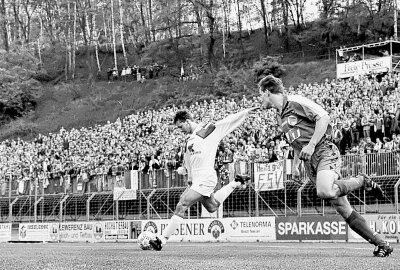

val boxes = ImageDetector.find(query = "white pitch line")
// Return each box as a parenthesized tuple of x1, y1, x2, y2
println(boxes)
(6, 243, 373, 251)
(176, 243, 372, 251)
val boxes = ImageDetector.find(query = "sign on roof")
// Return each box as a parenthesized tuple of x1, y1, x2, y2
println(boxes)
(336, 56, 391, 79)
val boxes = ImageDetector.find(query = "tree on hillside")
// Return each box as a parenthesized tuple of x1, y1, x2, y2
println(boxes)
(110, 0, 117, 70)
(0, 0, 8, 51)
(118, 0, 128, 66)
(236, 0, 245, 56)
(259, 0, 269, 47)
(319, 0, 339, 19)
(0, 0, 398, 82)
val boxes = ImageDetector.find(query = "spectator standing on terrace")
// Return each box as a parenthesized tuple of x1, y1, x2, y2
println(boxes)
(149, 108, 257, 251)
(258, 74, 393, 257)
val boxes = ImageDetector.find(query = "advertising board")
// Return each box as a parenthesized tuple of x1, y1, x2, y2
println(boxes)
(276, 216, 347, 241)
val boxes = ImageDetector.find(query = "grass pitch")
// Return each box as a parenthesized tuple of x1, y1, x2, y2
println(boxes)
(0, 242, 398, 270)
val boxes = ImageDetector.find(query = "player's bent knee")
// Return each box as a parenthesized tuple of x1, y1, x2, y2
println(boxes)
(316, 170, 339, 200)
(175, 202, 189, 217)
(205, 205, 218, 213)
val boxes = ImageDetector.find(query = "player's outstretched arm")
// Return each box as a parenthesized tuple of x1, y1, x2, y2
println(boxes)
(215, 107, 259, 138)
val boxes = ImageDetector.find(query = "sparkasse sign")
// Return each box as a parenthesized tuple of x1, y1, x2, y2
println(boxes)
(276, 216, 347, 240)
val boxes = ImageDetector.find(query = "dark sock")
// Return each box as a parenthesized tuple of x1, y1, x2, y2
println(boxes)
(334, 176, 363, 197)
(346, 210, 385, 246)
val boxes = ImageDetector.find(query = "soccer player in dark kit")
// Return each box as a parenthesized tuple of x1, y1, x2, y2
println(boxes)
(257, 75, 393, 257)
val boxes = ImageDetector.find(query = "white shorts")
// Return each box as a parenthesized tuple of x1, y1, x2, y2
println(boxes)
(190, 170, 218, 197)
(190, 182, 216, 197)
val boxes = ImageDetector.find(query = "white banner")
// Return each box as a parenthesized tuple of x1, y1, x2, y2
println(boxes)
(59, 222, 104, 242)
(348, 214, 400, 243)
(104, 221, 131, 240)
(113, 170, 138, 200)
(141, 217, 276, 242)
(142, 219, 228, 242)
(18, 223, 59, 242)
(254, 161, 285, 191)
(113, 188, 137, 200)
(0, 223, 11, 242)
(336, 56, 391, 79)
(224, 217, 276, 242)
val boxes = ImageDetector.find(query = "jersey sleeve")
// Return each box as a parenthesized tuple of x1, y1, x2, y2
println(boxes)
(214, 109, 250, 139)
(288, 95, 328, 121)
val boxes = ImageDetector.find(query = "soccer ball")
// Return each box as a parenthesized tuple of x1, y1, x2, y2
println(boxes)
(137, 230, 156, 250)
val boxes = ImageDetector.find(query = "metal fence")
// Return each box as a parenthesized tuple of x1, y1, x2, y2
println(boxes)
(0, 152, 399, 222)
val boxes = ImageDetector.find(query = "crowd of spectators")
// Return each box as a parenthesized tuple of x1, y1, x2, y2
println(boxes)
(106, 63, 166, 82)
(0, 72, 400, 194)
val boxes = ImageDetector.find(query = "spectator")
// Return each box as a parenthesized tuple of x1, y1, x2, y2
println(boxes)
(365, 137, 375, 153)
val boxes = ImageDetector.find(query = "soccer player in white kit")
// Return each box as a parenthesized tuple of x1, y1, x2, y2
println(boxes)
(149, 108, 257, 250)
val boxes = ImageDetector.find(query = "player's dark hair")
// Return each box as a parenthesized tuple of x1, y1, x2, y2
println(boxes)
(258, 75, 284, 94)
(173, 110, 193, 124)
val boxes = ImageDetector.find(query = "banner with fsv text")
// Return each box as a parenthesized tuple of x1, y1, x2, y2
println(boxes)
(253, 160, 285, 191)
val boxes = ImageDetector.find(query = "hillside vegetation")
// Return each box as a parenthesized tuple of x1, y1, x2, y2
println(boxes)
(0, 57, 335, 141)
(0, 26, 348, 141)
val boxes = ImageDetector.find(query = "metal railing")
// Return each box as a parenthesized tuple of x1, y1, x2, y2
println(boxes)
(0, 152, 399, 222)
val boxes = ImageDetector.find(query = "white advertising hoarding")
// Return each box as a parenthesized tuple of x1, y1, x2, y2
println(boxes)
(336, 56, 391, 79)
(104, 221, 131, 240)
(224, 217, 276, 242)
(18, 223, 59, 242)
(348, 214, 400, 243)
(141, 217, 276, 242)
(0, 223, 12, 242)
(59, 222, 104, 242)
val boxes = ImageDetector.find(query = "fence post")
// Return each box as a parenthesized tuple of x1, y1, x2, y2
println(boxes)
(59, 195, 69, 222)
(253, 163, 259, 217)
(297, 179, 309, 217)
(395, 178, 400, 214)
(284, 159, 287, 217)
(9, 198, 18, 223)
(86, 193, 96, 221)
(361, 154, 367, 175)
(147, 189, 157, 219)
(115, 199, 119, 221)
(34, 197, 43, 222)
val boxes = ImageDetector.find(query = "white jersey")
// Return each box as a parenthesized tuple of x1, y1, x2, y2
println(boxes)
(183, 109, 250, 189)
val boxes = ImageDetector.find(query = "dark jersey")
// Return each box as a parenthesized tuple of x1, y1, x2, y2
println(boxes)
(280, 95, 332, 154)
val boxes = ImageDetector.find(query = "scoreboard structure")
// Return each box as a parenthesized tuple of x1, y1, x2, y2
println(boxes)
(336, 40, 400, 78)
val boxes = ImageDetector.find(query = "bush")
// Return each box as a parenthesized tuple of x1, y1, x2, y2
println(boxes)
(253, 56, 286, 82)
(0, 48, 42, 124)
(213, 66, 254, 96)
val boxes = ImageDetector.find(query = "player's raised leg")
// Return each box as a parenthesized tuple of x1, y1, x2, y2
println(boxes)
(317, 170, 392, 257)
(331, 196, 392, 256)
(149, 188, 202, 251)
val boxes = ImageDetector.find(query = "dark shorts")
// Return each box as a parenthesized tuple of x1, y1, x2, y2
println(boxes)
(303, 140, 342, 183)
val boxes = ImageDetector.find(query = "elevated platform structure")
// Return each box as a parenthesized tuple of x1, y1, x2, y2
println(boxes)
(336, 40, 400, 78)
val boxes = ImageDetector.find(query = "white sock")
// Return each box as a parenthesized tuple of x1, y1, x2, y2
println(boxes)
(214, 181, 241, 203)
(162, 215, 183, 243)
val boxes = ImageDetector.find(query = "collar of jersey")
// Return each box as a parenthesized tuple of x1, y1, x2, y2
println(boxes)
(281, 95, 289, 115)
